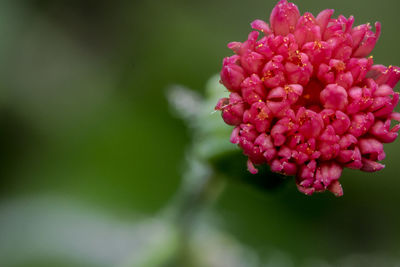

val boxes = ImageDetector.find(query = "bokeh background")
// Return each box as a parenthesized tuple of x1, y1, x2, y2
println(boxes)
(1, 0, 400, 266)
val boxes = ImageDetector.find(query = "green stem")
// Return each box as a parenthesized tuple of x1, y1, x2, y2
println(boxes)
(166, 160, 226, 266)
(129, 158, 226, 267)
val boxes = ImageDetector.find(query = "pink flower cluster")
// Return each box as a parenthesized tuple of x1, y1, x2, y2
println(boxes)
(215, 0, 400, 196)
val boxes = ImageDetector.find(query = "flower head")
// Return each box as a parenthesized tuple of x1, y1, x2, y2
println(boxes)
(216, 0, 400, 196)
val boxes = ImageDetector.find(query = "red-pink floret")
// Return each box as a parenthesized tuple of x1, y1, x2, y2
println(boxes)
(215, 0, 400, 196)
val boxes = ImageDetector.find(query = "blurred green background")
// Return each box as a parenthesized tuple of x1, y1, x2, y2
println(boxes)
(1, 0, 400, 266)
